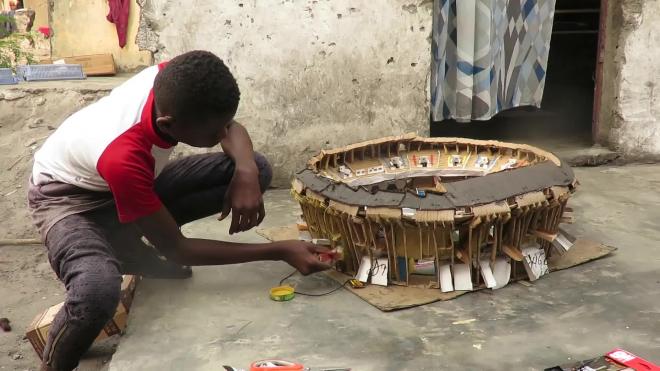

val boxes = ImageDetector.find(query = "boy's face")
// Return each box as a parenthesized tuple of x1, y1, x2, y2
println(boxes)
(158, 114, 233, 148)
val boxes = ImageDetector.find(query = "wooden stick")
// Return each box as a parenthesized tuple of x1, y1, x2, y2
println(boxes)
(449, 227, 455, 265)
(389, 221, 398, 281)
(6, 153, 30, 171)
(381, 221, 394, 281)
(343, 217, 360, 269)
(467, 226, 473, 265)
(418, 225, 423, 259)
(401, 222, 409, 285)
(432, 222, 440, 288)
(426, 223, 431, 257)
(0, 238, 41, 246)
(491, 220, 499, 263)
(497, 220, 504, 260)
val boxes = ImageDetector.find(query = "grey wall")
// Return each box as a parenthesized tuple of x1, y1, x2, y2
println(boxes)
(598, 0, 660, 159)
(138, 0, 433, 186)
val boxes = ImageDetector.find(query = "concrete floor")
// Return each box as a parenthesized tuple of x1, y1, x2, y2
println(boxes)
(107, 165, 660, 371)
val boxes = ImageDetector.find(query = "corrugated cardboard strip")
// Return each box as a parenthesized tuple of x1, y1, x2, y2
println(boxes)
(329, 200, 359, 216)
(471, 202, 510, 217)
(550, 185, 570, 200)
(25, 275, 139, 359)
(515, 191, 548, 208)
(366, 207, 402, 219)
(414, 209, 455, 222)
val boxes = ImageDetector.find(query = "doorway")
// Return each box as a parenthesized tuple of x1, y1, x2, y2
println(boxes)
(431, 0, 602, 152)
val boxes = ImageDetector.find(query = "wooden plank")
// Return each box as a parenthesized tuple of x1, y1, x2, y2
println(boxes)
(51, 54, 117, 76)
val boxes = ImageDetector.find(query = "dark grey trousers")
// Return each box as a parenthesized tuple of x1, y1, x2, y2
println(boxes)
(39, 152, 272, 371)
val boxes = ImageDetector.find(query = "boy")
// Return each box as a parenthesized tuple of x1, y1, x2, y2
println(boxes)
(28, 50, 330, 371)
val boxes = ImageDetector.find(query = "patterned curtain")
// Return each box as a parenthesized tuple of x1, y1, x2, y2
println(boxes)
(431, 0, 556, 122)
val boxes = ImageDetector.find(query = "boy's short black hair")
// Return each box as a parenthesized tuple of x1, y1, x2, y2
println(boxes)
(154, 50, 240, 121)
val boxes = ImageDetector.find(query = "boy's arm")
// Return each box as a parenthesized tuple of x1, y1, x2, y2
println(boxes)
(219, 120, 264, 234)
(135, 207, 331, 275)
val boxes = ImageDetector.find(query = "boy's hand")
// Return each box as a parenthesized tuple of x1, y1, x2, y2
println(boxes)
(219, 165, 265, 234)
(280, 240, 332, 275)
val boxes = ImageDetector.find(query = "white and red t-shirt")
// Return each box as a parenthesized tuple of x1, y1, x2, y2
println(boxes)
(32, 63, 175, 223)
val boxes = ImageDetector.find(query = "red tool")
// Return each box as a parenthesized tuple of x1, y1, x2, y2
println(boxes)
(606, 348, 660, 370)
(250, 360, 304, 371)
(317, 250, 341, 263)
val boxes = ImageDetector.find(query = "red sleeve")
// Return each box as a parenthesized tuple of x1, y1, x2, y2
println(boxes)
(97, 127, 163, 223)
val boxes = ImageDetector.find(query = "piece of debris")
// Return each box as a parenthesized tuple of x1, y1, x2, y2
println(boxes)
(28, 118, 44, 128)
(452, 318, 477, 325)
(518, 280, 533, 287)
(0, 317, 11, 332)
(12, 353, 23, 360)
(472, 343, 482, 350)
(7, 154, 30, 171)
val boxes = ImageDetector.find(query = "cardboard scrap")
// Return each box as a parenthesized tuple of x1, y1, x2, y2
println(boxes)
(552, 228, 576, 252)
(548, 239, 616, 272)
(522, 245, 549, 281)
(26, 275, 139, 359)
(257, 225, 615, 312)
(371, 258, 389, 286)
(452, 264, 473, 291)
(355, 256, 371, 283)
(438, 263, 454, 293)
(479, 259, 497, 289)
(491, 257, 511, 290)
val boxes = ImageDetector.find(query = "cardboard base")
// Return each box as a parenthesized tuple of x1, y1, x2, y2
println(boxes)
(257, 226, 616, 312)
(548, 238, 616, 271)
(325, 270, 467, 311)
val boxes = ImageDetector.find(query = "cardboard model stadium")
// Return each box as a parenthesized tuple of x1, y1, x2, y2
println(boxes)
(291, 134, 578, 291)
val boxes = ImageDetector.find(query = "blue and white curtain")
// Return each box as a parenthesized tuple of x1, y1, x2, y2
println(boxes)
(431, 0, 556, 122)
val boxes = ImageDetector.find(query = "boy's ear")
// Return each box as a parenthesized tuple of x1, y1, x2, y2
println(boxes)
(156, 116, 175, 130)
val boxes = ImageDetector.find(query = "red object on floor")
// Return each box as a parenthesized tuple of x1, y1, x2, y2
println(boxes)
(106, 0, 130, 48)
(250, 360, 304, 371)
(37, 26, 50, 38)
(606, 348, 660, 371)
